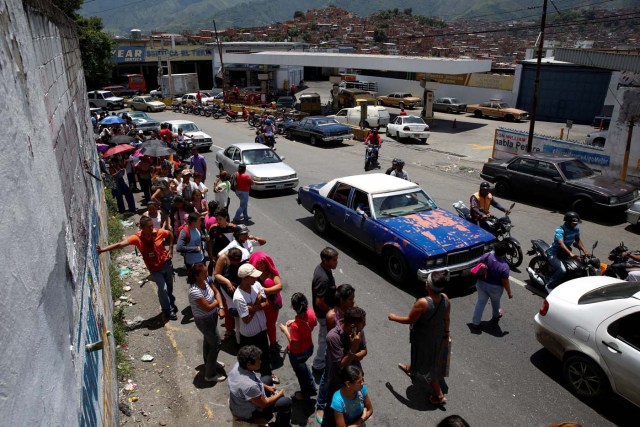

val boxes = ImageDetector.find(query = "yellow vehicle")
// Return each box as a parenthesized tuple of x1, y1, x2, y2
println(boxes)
(334, 88, 375, 109)
(377, 92, 422, 109)
(299, 93, 322, 115)
(466, 100, 529, 122)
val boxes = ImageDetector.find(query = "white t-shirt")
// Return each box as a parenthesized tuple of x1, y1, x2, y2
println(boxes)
(233, 283, 267, 337)
(218, 239, 262, 261)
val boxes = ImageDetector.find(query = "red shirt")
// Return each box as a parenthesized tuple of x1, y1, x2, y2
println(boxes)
(288, 308, 317, 354)
(127, 229, 170, 272)
(235, 172, 252, 192)
(159, 128, 173, 142)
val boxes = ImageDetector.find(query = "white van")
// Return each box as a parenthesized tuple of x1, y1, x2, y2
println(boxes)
(328, 106, 390, 129)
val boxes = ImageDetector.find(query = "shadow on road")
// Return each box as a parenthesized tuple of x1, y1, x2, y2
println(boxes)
(529, 348, 640, 426)
(424, 117, 488, 134)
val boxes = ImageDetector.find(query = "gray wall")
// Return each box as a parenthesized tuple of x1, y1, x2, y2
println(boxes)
(0, 0, 116, 425)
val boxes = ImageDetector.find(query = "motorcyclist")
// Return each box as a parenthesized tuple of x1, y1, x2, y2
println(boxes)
(364, 130, 382, 170)
(386, 158, 400, 175)
(470, 181, 509, 230)
(364, 129, 382, 147)
(390, 159, 409, 181)
(620, 250, 640, 281)
(545, 211, 590, 292)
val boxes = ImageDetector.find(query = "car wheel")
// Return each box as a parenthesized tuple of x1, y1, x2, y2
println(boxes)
(285, 130, 293, 140)
(420, 138, 427, 144)
(386, 128, 391, 137)
(399, 102, 405, 109)
(89, 102, 96, 108)
(314, 208, 330, 235)
(147, 107, 152, 112)
(310, 136, 318, 146)
(592, 138, 605, 148)
(107, 103, 113, 110)
(571, 198, 590, 216)
(396, 131, 401, 141)
(384, 247, 407, 283)
(563, 354, 611, 400)
(506, 114, 515, 122)
(504, 240, 523, 269)
(494, 179, 511, 197)
(474, 110, 483, 118)
(364, 121, 370, 128)
(379, 100, 384, 106)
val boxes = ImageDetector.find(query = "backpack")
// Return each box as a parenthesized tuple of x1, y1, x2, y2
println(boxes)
(176, 225, 191, 251)
(137, 231, 166, 272)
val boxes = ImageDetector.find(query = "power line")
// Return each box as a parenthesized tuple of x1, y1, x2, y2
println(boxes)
(90, 0, 153, 14)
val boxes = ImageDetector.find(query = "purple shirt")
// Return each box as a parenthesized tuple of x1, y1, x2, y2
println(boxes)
(190, 154, 207, 176)
(326, 324, 366, 390)
(480, 252, 510, 286)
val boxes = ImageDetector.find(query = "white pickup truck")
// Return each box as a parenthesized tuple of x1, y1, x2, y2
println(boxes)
(87, 90, 124, 110)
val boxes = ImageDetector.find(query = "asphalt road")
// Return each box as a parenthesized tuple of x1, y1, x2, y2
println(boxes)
(130, 108, 639, 426)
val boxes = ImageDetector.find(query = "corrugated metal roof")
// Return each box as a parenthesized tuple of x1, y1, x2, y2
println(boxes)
(554, 48, 640, 72)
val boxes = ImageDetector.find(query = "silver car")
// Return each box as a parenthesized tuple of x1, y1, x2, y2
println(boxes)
(215, 143, 298, 192)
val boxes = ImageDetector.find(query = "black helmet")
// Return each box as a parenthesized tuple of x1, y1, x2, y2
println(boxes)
(234, 224, 249, 238)
(392, 158, 400, 165)
(563, 211, 582, 224)
(480, 181, 491, 190)
(396, 159, 405, 166)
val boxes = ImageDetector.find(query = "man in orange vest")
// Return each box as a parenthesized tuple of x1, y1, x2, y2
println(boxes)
(470, 181, 509, 231)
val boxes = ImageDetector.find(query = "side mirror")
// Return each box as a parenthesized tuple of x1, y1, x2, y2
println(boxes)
(551, 176, 564, 183)
(592, 241, 598, 250)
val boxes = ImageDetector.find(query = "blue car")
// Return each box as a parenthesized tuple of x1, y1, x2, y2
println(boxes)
(297, 173, 496, 284)
(284, 116, 354, 146)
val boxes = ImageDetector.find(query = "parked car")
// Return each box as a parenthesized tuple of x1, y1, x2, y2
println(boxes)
(177, 92, 215, 105)
(467, 100, 529, 122)
(215, 143, 298, 192)
(327, 106, 390, 129)
(129, 95, 166, 112)
(377, 92, 422, 109)
(625, 200, 640, 226)
(297, 173, 496, 283)
(433, 97, 467, 114)
(534, 276, 640, 406)
(102, 85, 137, 98)
(386, 115, 430, 143)
(87, 90, 124, 110)
(161, 120, 213, 151)
(585, 130, 608, 148)
(284, 116, 354, 146)
(480, 153, 639, 212)
(276, 96, 296, 109)
(118, 111, 160, 134)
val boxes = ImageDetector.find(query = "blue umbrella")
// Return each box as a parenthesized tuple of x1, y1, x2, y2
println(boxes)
(99, 116, 126, 125)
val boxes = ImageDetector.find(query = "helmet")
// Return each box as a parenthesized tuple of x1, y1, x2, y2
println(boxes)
(480, 181, 491, 190)
(234, 224, 249, 238)
(264, 119, 272, 125)
(392, 158, 400, 166)
(396, 159, 405, 166)
(563, 211, 582, 224)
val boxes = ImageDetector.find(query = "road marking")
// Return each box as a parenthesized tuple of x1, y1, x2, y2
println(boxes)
(163, 323, 185, 359)
(203, 403, 214, 419)
(469, 143, 492, 150)
(511, 277, 527, 288)
(211, 143, 224, 150)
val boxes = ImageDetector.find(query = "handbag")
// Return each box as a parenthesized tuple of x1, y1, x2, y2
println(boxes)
(470, 262, 488, 278)
(102, 173, 118, 190)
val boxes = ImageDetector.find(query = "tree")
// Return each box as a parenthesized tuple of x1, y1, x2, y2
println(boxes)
(373, 29, 387, 43)
(52, 0, 113, 89)
(403, 8, 412, 16)
(293, 10, 304, 19)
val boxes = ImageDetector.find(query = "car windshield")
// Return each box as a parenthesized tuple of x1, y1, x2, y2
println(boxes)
(498, 103, 509, 108)
(103, 91, 115, 98)
(372, 189, 437, 217)
(179, 123, 199, 132)
(450, 98, 460, 103)
(402, 94, 414, 98)
(578, 281, 640, 304)
(141, 97, 153, 102)
(314, 119, 340, 126)
(559, 159, 595, 180)
(403, 117, 426, 124)
(129, 112, 150, 119)
(242, 149, 282, 165)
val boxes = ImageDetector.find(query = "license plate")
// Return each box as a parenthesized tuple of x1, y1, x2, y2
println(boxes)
(413, 133, 420, 138)
(275, 184, 285, 189)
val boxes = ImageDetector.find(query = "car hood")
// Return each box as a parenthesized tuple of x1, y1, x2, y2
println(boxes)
(133, 117, 159, 125)
(247, 162, 296, 177)
(146, 101, 165, 107)
(376, 208, 495, 254)
(105, 96, 124, 102)
(401, 97, 421, 102)
(183, 131, 210, 138)
(571, 175, 637, 196)
(503, 107, 528, 114)
(318, 124, 351, 132)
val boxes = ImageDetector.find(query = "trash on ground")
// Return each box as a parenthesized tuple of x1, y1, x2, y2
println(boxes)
(141, 354, 154, 362)
(123, 285, 132, 292)
(118, 267, 132, 276)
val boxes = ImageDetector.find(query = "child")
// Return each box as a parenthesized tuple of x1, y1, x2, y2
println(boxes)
(214, 170, 231, 209)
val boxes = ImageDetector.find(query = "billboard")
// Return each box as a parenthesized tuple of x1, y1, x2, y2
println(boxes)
(112, 46, 145, 63)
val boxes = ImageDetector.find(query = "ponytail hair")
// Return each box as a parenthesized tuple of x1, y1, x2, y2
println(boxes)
(291, 292, 308, 316)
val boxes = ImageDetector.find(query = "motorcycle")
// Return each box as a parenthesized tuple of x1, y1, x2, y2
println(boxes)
(225, 107, 248, 122)
(452, 201, 523, 269)
(364, 144, 381, 171)
(171, 138, 194, 161)
(603, 242, 640, 279)
(527, 240, 601, 291)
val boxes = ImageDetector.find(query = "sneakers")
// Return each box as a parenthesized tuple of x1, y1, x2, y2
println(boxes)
(216, 360, 225, 369)
(204, 374, 227, 382)
(164, 311, 178, 321)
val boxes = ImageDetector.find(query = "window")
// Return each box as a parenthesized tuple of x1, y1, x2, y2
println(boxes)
(350, 190, 370, 215)
(336, 110, 347, 117)
(299, 118, 308, 127)
(232, 149, 241, 161)
(328, 183, 352, 206)
(224, 147, 236, 159)
(508, 158, 537, 174)
(579, 282, 640, 304)
(535, 161, 562, 179)
(608, 311, 640, 350)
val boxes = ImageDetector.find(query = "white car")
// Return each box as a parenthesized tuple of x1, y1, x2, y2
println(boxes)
(215, 143, 298, 192)
(585, 130, 607, 148)
(179, 92, 215, 105)
(161, 120, 212, 151)
(87, 90, 124, 110)
(386, 115, 430, 143)
(534, 276, 640, 407)
(129, 95, 166, 112)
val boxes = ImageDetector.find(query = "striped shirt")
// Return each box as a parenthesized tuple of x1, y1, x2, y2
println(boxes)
(188, 284, 217, 319)
(233, 283, 267, 337)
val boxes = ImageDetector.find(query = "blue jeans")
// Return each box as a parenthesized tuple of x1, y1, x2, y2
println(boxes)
(150, 261, 175, 315)
(316, 355, 329, 410)
(547, 254, 566, 289)
(312, 318, 328, 370)
(288, 345, 317, 398)
(472, 279, 504, 325)
(111, 177, 136, 213)
(233, 191, 250, 221)
(195, 314, 221, 378)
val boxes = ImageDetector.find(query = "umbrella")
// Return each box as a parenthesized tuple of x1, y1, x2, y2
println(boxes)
(109, 134, 136, 145)
(103, 144, 136, 158)
(140, 139, 175, 157)
(99, 116, 126, 125)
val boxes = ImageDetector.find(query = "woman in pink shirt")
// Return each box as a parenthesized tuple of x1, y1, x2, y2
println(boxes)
(279, 293, 317, 400)
(249, 251, 282, 350)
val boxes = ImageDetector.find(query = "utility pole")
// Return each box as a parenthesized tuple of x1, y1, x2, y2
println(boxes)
(526, 0, 548, 152)
(213, 20, 226, 101)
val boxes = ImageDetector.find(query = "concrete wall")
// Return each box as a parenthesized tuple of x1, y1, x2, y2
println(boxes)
(603, 87, 640, 184)
(0, 0, 116, 425)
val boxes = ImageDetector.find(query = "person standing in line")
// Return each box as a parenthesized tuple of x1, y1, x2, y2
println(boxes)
(387, 272, 451, 405)
(279, 293, 318, 401)
(187, 263, 226, 382)
(249, 251, 283, 351)
(213, 247, 244, 343)
(214, 170, 232, 209)
(107, 155, 136, 214)
(189, 147, 207, 182)
(176, 212, 205, 272)
(326, 366, 373, 427)
(136, 155, 153, 202)
(232, 164, 253, 223)
(218, 224, 266, 261)
(97, 216, 177, 320)
(470, 242, 513, 331)
(233, 263, 278, 383)
(142, 201, 168, 231)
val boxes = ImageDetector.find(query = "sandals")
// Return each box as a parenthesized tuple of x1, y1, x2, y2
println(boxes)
(398, 363, 412, 377)
(429, 394, 447, 405)
(271, 374, 280, 384)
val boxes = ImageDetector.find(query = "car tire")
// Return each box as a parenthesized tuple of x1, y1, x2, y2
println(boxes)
(384, 247, 407, 283)
(310, 136, 318, 146)
(386, 128, 391, 137)
(285, 130, 293, 140)
(364, 121, 370, 129)
(396, 131, 401, 141)
(571, 198, 590, 216)
(563, 354, 611, 400)
(379, 100, 384, 106)
(494, 179, 511, 197)
(420, 138, 427, 144)
(107, 103, 113, 110)
(147, 107, 152, 112)
(313, 208, 330, 235)
(506, 114, 515, 122)
(474, 110, 483, 118)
